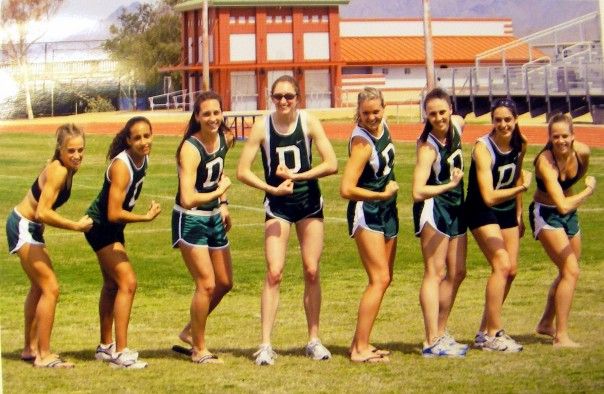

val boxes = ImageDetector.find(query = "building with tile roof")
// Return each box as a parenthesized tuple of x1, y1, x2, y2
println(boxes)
(161, 0, 541, 110)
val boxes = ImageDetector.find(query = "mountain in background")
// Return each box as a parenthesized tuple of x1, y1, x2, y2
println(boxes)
(340, 0, 599, 37)
(62, 1, 142, 41)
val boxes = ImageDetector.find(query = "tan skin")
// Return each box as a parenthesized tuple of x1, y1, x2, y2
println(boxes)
(412, 98, 467, 346)
(176, 98, 234, 363)
(470, 106, 531, 338)
(237, 80, 337, 349)
(15, 134, 93, 368)
(340, 98, 398, 363)
(96, 121, 161, 354)
(533, 120, 595, 347)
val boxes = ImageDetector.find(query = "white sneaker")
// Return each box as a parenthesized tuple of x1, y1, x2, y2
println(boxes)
(305, 339, 332, 360)
(422, 336, 466, 358)
(473, 331, 487, 349)
(483, 330, 523, 353)
(110, 348, 148, 369)
(95, 343, 115, 361)
(443, 331, 469, 352)
(253, 344, 276, 366)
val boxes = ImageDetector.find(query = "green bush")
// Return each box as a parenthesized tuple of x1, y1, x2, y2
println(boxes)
(85, 96, 115, 113)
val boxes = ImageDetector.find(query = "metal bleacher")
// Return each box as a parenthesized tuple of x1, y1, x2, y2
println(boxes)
(443, 11, 604, 123)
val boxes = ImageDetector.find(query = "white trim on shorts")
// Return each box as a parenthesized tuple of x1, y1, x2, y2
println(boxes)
(415, 198, 460, 239)
(9, 208, 44, 254)
(264, 196, 324, 225)
(531, 201, 580, 239)
(172, 204, 229, 249)
(350, 201, 386, 238)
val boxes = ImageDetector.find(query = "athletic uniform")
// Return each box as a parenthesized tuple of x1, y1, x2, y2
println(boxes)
(172, 132, 229, 249)
(261, 110, 323, 223)
(466, 134, 522, 230)
(413, 120, 466, 237)
(529, 150, 584, 239)
(346, 122, 398, 238)
(6, 160, 72, 254)
(85, 150, 148, 251)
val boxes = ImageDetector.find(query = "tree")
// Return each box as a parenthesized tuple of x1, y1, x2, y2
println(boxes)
(1, 0, 64, 119)
(103, 0, 181, 109)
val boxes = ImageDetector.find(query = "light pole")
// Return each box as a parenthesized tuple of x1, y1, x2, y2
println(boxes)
(202, 0, 209, 91)
(422, 0, 435, 91)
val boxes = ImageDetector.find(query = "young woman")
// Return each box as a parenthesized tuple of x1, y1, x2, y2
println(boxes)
(531, 113, 595, 347)
(85, 116, 161, 368)
(172, 91, 234, 364)
(237, 75, 337, 366)
(466, 98, 531, 352)
(340, 87, 398, 363)
(412, 88, 468, 357)
(6, 124, 92, 368)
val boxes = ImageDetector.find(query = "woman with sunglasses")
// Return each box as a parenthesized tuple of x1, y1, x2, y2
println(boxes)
(466, 98, 531, 352)
(237, 74, 337, 366)
(532, 113, 595, 347)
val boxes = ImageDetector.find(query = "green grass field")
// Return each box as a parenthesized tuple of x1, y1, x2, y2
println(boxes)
(1, 132, 603, 393)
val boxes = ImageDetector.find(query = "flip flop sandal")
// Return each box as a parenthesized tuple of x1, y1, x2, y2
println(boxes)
(372, 348, 391, 356)
(350, 354, 389, 363)
(192, 353, 223, 364)
(34, 357, 74, 368)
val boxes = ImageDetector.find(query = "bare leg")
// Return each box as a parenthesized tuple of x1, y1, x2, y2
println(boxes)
(537, 230, 581, 347)
(98, 265, 117, 345)
(96, 243, 137, 353)
(437, 234, 467, 335)
(418, 225, 448, 344)
(18, 244, 60, 363)
(349, 228, 395, 362)
(296, 218, 324, 341)
(471, 224, 512, 337)
(260, 219, 290, 345)
(22, 284, 41, 359)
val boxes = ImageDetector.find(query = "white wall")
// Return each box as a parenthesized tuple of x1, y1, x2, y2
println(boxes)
(304, 32, 330, 60)
(230, 34, 256, 61)
(267, 33, 293, 60)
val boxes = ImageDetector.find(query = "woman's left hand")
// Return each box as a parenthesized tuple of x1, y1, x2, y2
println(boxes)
(219, 204, 232, 232)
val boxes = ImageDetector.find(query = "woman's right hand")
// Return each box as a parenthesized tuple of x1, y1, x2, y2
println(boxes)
(272, 179, 294, 196)
(450, 167, 464, 186)
(585, 175, 596, 194)
(218, 175, 232, 193)
(383, 180, 399, 199)
(78, 215, 93, 232)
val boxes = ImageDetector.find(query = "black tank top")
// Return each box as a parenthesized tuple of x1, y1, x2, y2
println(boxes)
(535, 150, 584, 192)
(30, 161, 72, 210)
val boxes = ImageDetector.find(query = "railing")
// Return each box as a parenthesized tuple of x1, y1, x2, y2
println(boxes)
(475, 11, 599, 68)
(148, 89, 187, 111)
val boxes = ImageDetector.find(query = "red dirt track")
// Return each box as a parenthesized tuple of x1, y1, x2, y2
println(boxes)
(1, 120, 602, 147)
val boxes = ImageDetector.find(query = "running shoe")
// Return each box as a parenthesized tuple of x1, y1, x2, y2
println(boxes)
(253, 344, 277, 366)
(422, 336, 466, 358)
(305, 339, 332, 360)
(95, 342, 115, 361)
(482, 330, 522, 353)
(109, 348, 148, 369)
(443, 331, 469, 352)
(474, 331, 487, 349)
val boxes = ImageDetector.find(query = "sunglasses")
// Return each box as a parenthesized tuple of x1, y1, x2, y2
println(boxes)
(271, 93, 297, 101)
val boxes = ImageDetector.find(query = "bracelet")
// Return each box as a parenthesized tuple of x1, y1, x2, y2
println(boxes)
(219, 200, 229, 205)
(520, 184, 528, 192)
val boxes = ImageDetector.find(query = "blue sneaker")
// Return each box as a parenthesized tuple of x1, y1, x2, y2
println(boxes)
(473, 331, 487, 349)
(422, 336, 467, 358)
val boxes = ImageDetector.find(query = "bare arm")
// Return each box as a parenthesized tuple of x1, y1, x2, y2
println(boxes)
(236, 118, 293, 196)
(177, 141, 231, 209)
(536, 149, 595, 214)
(35, 161, 92, 232)
(474, 141, 530, 207)
(107, 160, 160, 223)
(277, 113, 338, 181)
(340, 137, 398, 201)
(412, 143, 463, 202)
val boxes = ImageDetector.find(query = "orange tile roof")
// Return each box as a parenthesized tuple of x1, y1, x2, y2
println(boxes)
(341, 36, 544, 66)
